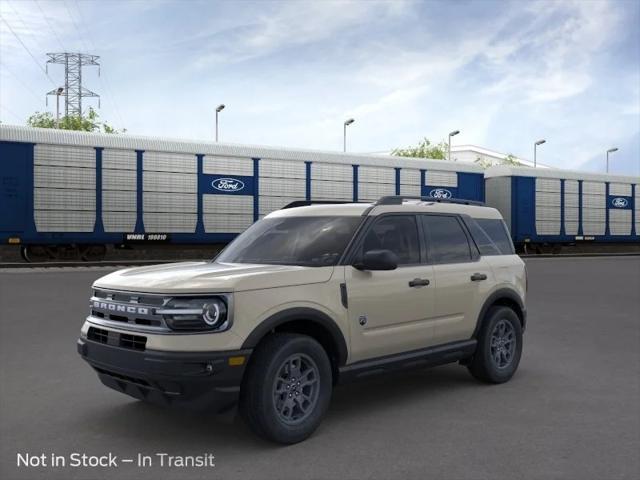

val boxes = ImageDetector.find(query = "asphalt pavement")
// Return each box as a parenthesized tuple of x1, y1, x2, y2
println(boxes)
(1, 257, 639, 480)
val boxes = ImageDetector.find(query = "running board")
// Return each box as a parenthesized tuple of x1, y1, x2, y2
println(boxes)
(338, 339, 477, 384)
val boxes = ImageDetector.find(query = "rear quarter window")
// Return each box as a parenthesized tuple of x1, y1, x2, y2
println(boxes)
(468, 218, 515, 255)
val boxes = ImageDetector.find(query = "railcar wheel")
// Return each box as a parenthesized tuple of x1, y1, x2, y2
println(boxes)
(22, 245, 50, 263)
(80, 244, 107, 262)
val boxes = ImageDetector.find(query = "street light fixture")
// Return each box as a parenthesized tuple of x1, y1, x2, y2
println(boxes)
(534, 139, 546, 168)
(343, 118, 355, 152)
(448, 130, 460, 162)
(606, 147, 618, 173)
(55, 87, 64, 128)
(215, 104, 225, 142)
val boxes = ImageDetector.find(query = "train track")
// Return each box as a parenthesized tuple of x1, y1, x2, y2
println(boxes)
(1, 252, 640, 269)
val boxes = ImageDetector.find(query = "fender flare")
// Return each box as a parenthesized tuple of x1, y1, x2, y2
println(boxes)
(241, 307, 349, 366)
(472, 288, 526, 338)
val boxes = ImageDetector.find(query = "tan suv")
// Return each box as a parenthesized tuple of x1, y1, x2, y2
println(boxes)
(78, 196, 527, 444)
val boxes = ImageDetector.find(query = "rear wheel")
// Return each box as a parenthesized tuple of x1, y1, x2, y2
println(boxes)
(468, 306, 522, 383)
(240, 333, 332, 444)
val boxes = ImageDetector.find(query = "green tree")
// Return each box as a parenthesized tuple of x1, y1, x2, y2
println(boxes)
(392, 138, 449, 159)
(474, 153, 523, 169)
(27, 107, 125, 134)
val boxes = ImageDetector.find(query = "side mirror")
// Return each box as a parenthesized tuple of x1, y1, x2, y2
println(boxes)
(353, 249, 398, 271)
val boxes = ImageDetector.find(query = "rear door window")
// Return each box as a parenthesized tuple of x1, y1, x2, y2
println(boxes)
(360, 215, 420, 265)
(421, 215, 472, 264)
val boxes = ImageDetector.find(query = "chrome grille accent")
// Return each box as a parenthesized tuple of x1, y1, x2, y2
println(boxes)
(90, 289, 170, 333)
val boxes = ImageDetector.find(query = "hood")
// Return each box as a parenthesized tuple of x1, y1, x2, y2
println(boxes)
(93, 261, 335, 294)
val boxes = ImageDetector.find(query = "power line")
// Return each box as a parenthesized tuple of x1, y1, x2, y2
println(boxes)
(35, 0, 67, 52)
(0, 15, 56, 86)
(5, 0, 49, 55)
(62, 0, 89, 52)
(0, 58, 44, 104)
(0, 104, 23, 123)
(72, 0, 126, 127)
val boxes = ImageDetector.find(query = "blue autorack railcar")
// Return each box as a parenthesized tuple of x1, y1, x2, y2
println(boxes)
(485, 165, 639, 252)
(0, 125, 485, 261)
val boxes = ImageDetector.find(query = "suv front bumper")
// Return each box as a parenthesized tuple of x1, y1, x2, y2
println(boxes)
(77, 338, 251, 412)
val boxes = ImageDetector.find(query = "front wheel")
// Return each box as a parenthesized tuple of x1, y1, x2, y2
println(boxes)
(468, 306, 523, 384)
(240, 333, 332, 444)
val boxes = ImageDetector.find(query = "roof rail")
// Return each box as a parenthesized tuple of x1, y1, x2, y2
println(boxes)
(281, 200, 360, 210)
(375, 195, 485, 206)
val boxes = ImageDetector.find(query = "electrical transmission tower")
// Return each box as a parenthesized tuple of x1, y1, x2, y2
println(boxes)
(46, 53, 100, 117)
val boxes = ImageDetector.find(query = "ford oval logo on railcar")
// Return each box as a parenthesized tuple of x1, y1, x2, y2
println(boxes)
(611, 197, 628, 208)
(212, 178, 245, 192)
(429, 188, 452, 199)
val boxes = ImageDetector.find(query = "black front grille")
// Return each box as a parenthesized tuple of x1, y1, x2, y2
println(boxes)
(87, 327, 147, 351)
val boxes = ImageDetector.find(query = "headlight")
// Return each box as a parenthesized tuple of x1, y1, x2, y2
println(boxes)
(157, 297, 230, 332)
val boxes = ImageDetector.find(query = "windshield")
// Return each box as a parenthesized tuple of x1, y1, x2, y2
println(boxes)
(215, 216, 362, 267)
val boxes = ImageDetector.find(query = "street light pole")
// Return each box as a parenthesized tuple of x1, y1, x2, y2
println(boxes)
(215, 104, 225, 142)
(534, 139, 546, 168)
(606, 148, 618, 173)
(343, 118, 355, 152)
(55, 87, 64, 128)
(448, 130, 460, 161)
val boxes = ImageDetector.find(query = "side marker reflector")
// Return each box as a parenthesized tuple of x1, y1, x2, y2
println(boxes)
(228, 356, 245, 366)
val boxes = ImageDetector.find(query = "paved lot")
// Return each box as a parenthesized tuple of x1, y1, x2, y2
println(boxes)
(1, 257, 639, 480)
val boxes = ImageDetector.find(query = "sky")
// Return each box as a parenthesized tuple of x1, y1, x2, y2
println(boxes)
(0, 0, 639, 175)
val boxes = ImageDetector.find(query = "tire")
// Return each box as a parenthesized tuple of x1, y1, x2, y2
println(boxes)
(468, 306, 523, 384)
(240, 333, 332, 444)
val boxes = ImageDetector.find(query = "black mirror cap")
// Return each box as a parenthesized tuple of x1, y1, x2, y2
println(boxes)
(354, 249, 398, 271)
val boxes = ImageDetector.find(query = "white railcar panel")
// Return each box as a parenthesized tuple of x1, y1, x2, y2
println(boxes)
(399, 184, 421, 196)
(34, 188, 95, 211)
(34, 144, 94, 168)
(311, 163, 352, 181)
(204, 214, 253, 233)
(564, 206, 579, 223)
(536, 205, 561, 221)
(425, 170, 457, 187)
(144, 213, 197, 232)
(535, 191, 561, 207)
(535, 178, 561, 193)
(582, 181, 605, 195)
(259, 159, 306, 179)
(203, 195, 253, 214)
(103, 212, 136, 232)
(203, 156, 253, 176)
(565, 221, 579, 235)
(34, 210, 95, 232)
(143, 171, 196, 193)
(311, 180, 352, 200)
(609, 210, 632, 235)
(144, 151, 196, 173)
(358, 166, 395, 184)
(103, 190, 136, 212)
(582, 194, 605, 209)
(564, 193, 579, 208)
(103, 169, 136, 191)
(636, 188, 640, 228)
(144, 192, 197, 213)
(582, 209, 607, 221)
(102, 149, 136, 170)
(582, 222, 605, 235)
(259, 177, 305, 197)
(536, 221, 560, 235)
(609, 183, 632, 196)
(400, 168, 420, 186)
(564, 180, 579, 194)
(34, 165, 95, 190)
(358, 182, 396, 202)
(260, 196, 294, 215)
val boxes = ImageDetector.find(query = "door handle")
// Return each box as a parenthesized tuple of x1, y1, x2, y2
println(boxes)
(409, 278, 430, 287)
(470, 273, 487, 281)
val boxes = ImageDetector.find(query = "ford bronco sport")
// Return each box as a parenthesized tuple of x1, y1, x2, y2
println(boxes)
(78, 196, 526, 444)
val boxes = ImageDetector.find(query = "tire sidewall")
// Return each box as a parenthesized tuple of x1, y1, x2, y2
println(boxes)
(478, 307, 523, 383)
(256, 336, 332, 443)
